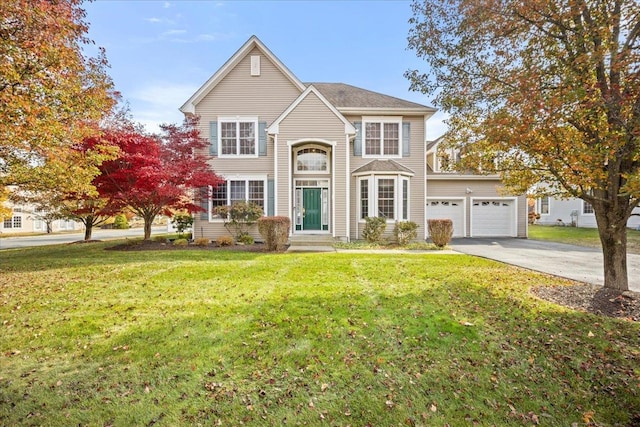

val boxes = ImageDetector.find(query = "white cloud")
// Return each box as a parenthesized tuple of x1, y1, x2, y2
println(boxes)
(163, 2, 171, 8)
(145, 17, 162, 23)
(128, 82, 200, 133)
(162, 29, 187, 37)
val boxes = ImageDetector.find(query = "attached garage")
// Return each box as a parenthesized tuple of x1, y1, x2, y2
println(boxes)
(471, 198, 517, 237)
(426, 198, 465, 237)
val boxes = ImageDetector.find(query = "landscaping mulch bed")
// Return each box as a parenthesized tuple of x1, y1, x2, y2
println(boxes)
(533, 284, 640, 322)
(106, 240, 284, 253)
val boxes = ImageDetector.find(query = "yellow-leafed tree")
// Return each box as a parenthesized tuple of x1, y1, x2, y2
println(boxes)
(407, 0, 640, 291)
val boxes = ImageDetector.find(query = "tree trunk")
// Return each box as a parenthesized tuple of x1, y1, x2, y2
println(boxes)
(595, 213, 629, 291)
(84, 220, 93, 241)
(143, 217, 152, 240)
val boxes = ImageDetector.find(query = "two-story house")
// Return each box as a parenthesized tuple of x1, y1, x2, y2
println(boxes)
(181, 36, 527, 242)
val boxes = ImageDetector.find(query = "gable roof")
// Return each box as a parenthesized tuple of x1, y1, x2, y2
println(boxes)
(180, 35, 306, 114)
(310, 82, 436, 114)
(268, 85, 356, 135)
(352, 159, 415, 176)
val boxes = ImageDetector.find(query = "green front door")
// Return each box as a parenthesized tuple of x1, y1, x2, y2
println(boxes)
(303, 188, 322, 230)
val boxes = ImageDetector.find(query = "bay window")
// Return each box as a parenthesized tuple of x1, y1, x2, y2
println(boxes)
(358, 175, 411, 222)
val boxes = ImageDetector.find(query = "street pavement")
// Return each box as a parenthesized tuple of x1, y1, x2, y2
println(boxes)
(451, 238, 640, 292)
(0, 226, 167, 250)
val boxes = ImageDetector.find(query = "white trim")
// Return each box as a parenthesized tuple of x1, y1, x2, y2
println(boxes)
(294, 146, 330, 175)
(337, 107, 437, 116)
(217, 116, 259, 158)
(427, 174, 502, 180)
(208, 175, 268, 222)
(268, 85, 356, 135)
(332, 144, 336, 238)
(288, 143, 292, 233)
(426, 197, 467, 237)
(537, 196, 551, 216)
(287, 138, 337, 148)
(181, 35, 306, 113)
(424, 116, 429, 240)
(469, 197, 518, 237)
(361, 116, 403, 159)
(582, 199, 595, 215)
(356, 175, 411, 224)
(274, 134, 278, 215)
(345, 134, 351, 242)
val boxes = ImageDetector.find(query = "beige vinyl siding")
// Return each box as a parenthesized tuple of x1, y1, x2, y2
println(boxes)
(347, 115, 427, 241)
(426, 179, 527, 237)
(193, 47, 302, 176)
(191, 47, 302, 239)
(275, 92, 350, 238)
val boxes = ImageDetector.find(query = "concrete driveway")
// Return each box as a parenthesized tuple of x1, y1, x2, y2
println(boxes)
(451, 238, 640, 293)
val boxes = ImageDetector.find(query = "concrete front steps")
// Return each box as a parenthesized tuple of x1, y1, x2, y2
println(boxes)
(287, 234, 336, 253)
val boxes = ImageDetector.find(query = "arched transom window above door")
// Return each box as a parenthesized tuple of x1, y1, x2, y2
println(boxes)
(295, 146, 329, 173)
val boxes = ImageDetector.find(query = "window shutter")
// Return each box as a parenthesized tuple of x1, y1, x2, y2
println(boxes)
(259, 121, 267, 156)
(267, 179, 275, 216)
(402, 122, 411, 156)
(353, 121, 362, 156)
(199, 187, 209, 220)
(209, 122, 218, 156)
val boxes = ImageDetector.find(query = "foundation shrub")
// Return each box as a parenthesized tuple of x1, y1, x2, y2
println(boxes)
(428, 219, 453, 247)
(362, 216, 387, 243)
(193, 237, 210, 246)
(258, 216, 290, 251)
(394, 221, 418, 246)
(216, 236, 234, 246)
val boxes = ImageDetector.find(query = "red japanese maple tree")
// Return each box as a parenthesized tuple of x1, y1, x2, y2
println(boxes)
(95, 116, 221, 240)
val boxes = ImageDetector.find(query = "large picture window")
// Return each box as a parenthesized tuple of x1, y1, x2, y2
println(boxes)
(364, 119, 400, 157)
(358, 176, 410, 221)
(219, 118, 257, 157)
(209, 178, 266, 220)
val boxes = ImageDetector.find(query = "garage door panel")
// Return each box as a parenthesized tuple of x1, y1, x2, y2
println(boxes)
(426, 199, 464, 237)
(471, 200, 514, 237)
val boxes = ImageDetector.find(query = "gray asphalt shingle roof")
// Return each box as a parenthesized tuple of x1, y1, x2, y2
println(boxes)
(308, 82, 433, 110)
(352, 159, 415, 175)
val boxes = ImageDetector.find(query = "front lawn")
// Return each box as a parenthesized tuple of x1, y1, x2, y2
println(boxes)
(1, 242, 639, 425)
(529, 224, 640, 254)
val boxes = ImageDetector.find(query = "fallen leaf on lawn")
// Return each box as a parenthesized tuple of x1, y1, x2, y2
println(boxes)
(430, 403, 437, 412)
(321, 383, 329, 392)
(386, 400, 394, 408)
(588, 331, 595, 337)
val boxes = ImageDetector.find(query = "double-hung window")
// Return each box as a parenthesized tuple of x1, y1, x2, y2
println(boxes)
(219, 117, 258, 157)
(3, 216, 22, 229)
(209, 177, 266, 220)
(538, 196, 550, 215)
(358, 176, 410, 222)
(363, 118, 402, 158)
(583, 200, 594, 214)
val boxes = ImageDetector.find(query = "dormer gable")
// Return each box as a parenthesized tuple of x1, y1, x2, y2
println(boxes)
(427, 135, 461, 172)
(180, 35, 307, 114)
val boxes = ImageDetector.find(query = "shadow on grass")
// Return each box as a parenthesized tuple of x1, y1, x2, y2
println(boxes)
(0, 240, 270, 273)
(3, 266, 639, 426)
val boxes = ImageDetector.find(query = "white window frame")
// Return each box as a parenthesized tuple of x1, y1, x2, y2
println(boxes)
(218, 116, 259, 158)
(358, 175, 411, 223)
(537, 196, 550, 215)
(294, 145, 330, 174)
(362, 116, 403, 159)
(582, 200, 594, 215)
(208, 175, 267, 222)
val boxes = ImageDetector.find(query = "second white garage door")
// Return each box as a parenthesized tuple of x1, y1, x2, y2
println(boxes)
(471, 199, 516, 237)
(426, 199, 465, 237)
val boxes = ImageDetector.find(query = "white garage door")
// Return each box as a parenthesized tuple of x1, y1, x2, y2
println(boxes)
(471, 199, 515, 237)
(426, 199, 465, 237)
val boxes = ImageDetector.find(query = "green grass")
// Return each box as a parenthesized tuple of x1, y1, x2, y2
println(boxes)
(529, 224, 640, 254)
(1, 242, 639, 426)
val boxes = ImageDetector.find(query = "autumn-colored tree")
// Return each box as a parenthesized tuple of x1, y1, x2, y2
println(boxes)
(0, 0, 116, 194)
(95, 116, 222, 240)
(407, 0, 640, 291)
(0, 187, 12, 222)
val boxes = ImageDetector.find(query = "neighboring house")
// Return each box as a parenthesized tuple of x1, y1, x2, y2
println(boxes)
(181, 36, 528, 242)
(534, 194, 640, 229)
(0, 201, 79, 234)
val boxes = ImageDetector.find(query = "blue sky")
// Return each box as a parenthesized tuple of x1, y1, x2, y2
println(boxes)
(83, 0, 447, 139)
